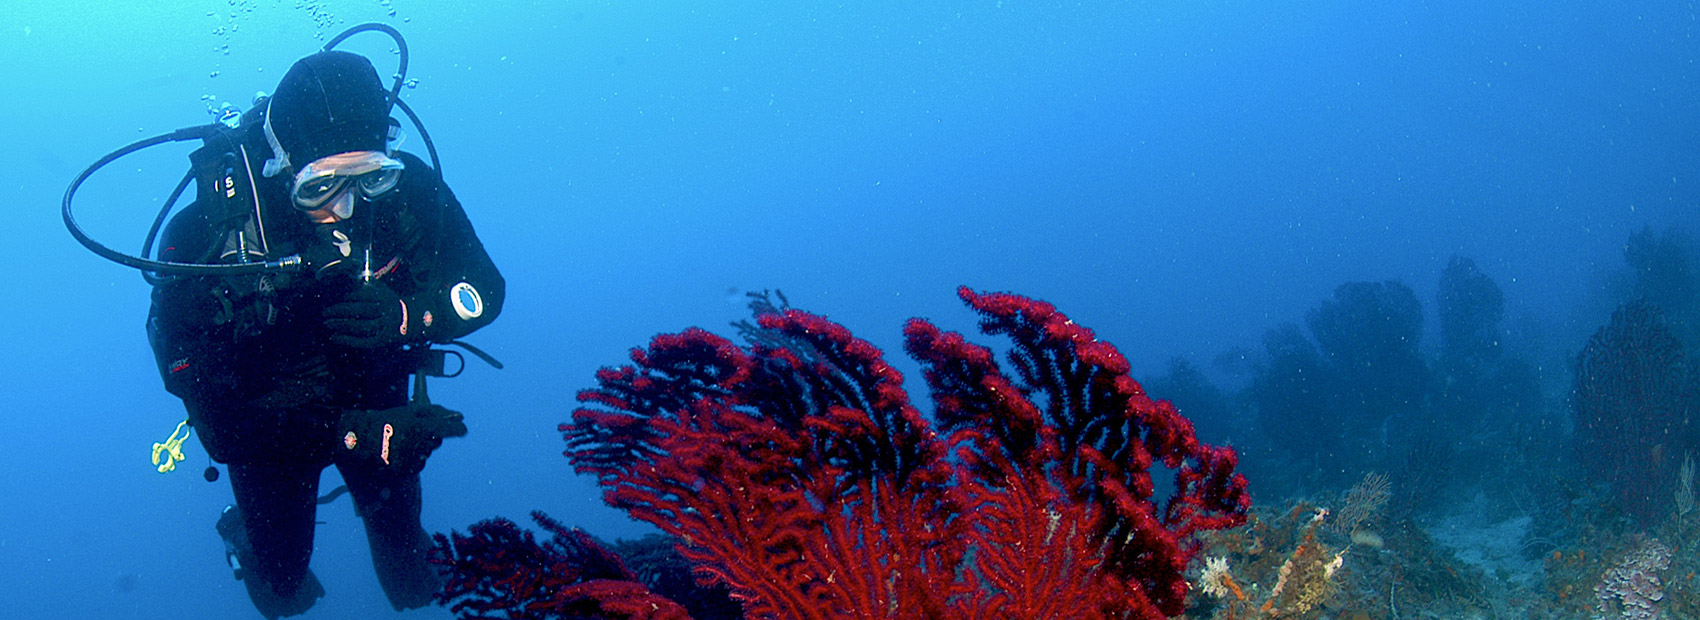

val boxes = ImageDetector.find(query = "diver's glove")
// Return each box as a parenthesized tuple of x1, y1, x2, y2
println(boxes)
(336, 403, 468, 475)
(323, 281, 411, 348)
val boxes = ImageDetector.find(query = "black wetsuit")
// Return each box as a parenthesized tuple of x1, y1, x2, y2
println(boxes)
(146, 147, 503, 616)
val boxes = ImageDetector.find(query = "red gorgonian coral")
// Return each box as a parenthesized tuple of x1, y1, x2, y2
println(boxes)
(1573, 300, 1696, 528)
(431, 511, 691, 620)
(551, 287, 1250, 619)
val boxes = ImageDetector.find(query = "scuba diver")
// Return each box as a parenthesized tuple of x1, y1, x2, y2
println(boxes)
(65, 26, 503, 619)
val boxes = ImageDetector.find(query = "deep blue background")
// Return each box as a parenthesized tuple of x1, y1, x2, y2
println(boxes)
(2, 0, 1696, 617)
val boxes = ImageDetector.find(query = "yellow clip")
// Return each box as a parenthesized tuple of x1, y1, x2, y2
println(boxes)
(151, 420, 192, 474)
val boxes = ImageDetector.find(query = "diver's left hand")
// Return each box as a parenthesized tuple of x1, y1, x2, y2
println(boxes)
(336, 403, 468, 474)
(323, 281, 410, 348)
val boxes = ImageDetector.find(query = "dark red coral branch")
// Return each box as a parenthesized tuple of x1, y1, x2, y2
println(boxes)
(431, 511, 690, 620)
(1574, 300, 1695, 527)
(563, 307, 961, 619)
(905, 286, 1251, 617)
(555, 288, 1250, 619)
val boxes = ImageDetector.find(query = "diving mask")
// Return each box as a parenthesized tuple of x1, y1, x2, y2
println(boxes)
(291, 151, 405, 217)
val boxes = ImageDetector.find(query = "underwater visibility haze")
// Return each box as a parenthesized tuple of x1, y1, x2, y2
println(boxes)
(4, 0, 1700, 618)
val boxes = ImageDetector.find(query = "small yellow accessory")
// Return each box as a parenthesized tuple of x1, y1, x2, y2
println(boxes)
(151, 420, 192, 474)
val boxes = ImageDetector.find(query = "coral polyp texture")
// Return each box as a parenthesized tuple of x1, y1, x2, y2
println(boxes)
(1595, 538, 1672, 620)
(554, 287, 1250, 619)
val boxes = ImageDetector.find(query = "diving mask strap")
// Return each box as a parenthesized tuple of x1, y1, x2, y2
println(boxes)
(261, 98, 292, 178)
(386, 118, 405, 156)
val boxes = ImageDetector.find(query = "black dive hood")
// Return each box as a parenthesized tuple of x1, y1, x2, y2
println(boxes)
(62, 22, 442, 280)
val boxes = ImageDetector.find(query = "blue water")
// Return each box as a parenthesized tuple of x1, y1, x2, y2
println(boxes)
(2, 0, 1695, 618)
